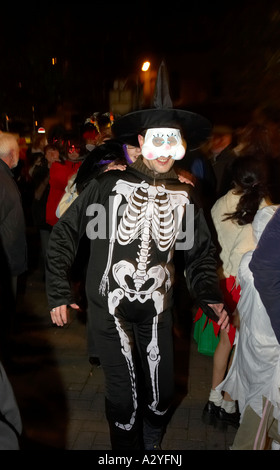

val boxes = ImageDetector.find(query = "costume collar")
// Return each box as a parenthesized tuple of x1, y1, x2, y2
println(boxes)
(130, 156, 178, 180)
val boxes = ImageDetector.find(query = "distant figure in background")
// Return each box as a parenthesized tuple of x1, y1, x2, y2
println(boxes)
(253, 105, 280, 159)
(207, 125, 235, 199)
(16, 131, 48, 227)
(80, 116, 100, 156)
(26, 131, 48, 162)
(175, 146, 216, 213)
(46, 134, 84, 228)
(233, 122, 271, 158)
(94, 112, 114, 145)
(253, 106, 280, 204)
(233, 119, 280, 205)
(31, 144, 62, 268)
(47, 124, 67, 154)
(122, 139, 142, 165)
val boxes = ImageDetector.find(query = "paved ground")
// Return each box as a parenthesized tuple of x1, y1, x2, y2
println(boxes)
(3, 260, 237, 453)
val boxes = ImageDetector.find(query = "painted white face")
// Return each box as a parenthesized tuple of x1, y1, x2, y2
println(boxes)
(141, 128, 186, 161)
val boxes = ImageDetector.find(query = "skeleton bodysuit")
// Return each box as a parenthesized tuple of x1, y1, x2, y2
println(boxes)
(46, 157, 223, 449)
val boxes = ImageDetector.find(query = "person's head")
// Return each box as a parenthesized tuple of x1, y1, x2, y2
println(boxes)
(253, 105, 280, 157)
(0, 132, 19, 169)
(82, 118, 100, 151)
(44, 144, 61, 165)
(231, 155, 269, 194)
(94, 112, 114, 146)
(138, 127, 186, 174)
(32, 132, 48, 151)
(208, 125, 233, 156)
(224, 155, 270, 225)
(47, 124, 66, 151)
(113, 106, 211, 175)
(65, 138, 81, 161)
(123, 144, 141, 164)
(234, 122, 271, 157)
(74, 139, 125, 194)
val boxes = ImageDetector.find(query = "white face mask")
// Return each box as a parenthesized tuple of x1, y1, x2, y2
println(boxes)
(141, 128, 186, 161)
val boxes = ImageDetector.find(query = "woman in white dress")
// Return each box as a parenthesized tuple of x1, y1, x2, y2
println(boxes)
(217, 205, 280, 450)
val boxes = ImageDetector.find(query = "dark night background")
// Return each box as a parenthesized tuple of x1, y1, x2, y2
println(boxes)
(1, 1, 280, 133)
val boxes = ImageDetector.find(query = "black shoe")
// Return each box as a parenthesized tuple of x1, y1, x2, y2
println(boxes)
(202, 401, 221, 426)
(216, 407, 240, 429)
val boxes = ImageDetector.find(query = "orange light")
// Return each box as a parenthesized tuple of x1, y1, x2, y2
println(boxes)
(142, 61, 151, 72)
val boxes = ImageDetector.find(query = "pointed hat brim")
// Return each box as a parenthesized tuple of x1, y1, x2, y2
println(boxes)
(113, 108, 212, 150)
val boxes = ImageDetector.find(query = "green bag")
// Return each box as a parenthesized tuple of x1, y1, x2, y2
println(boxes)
(193, 312, 220, 356)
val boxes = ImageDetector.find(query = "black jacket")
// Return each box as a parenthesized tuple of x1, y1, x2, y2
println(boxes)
(0, 362, 22, 450)
(46, 158, 223, 322)
(0, 160, 27, 276)
(31, 159, 51, 230)
(250, 207, 280, 344)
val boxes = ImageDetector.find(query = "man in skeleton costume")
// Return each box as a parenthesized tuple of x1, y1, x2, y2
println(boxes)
(46, 106, 230, 451)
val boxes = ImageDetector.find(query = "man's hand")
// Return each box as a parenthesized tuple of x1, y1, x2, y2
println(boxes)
(104, 163, 127, 172)
(208, 303, 230, 333)
(50, 304, 80, 327)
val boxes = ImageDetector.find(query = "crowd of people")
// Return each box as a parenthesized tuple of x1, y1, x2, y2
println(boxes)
(0, 99, 280, 450)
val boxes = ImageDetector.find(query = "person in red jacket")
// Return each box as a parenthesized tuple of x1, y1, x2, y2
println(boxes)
(46, 136, 84, 227)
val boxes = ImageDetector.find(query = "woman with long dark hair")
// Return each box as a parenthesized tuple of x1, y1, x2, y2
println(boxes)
(200, 154, 273, 429)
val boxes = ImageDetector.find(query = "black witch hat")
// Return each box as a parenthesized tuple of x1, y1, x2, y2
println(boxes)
(113, 61, 212, 150)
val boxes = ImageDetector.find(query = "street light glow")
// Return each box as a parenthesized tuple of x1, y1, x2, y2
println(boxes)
(142, 61, 151, 72)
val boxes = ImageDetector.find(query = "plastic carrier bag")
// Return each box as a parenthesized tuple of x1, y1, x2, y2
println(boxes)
(193, 311, 220, 357)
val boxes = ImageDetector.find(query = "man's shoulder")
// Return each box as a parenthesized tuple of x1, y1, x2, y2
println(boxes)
(0, 162, 15, 190)
(0, 160, 10, 175)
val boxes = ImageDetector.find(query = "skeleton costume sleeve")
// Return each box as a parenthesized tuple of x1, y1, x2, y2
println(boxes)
(46, 177, 102, 309)
(183, 202, 224, 322)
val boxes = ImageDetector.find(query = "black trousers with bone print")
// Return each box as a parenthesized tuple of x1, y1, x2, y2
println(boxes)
(88, 296, 175, 450)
